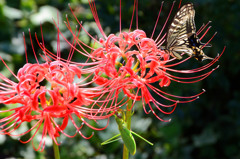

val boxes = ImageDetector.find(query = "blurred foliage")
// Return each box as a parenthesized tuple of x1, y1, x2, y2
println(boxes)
(0, 0, 239, 159)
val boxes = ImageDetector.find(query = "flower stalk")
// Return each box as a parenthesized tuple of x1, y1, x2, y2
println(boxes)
(123, 97, 133, 159)
(53, 138, 60, 159)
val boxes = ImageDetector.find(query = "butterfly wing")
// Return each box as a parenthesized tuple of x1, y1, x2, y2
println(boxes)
(166, 3, 213, 61)
(166, 3, 196, 59)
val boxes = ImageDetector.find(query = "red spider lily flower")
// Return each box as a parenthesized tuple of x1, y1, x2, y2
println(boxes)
(60, 0, 225, 121)
(0, 26, 117, 151)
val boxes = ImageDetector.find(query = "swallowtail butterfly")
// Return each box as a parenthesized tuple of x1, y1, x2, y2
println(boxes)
(165, 3, 212, 61)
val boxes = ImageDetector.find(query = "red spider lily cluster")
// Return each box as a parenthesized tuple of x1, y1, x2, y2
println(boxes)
(0, 46, 115, 150)
(0, 0, 224, 151)
(0, 27, 116, 150)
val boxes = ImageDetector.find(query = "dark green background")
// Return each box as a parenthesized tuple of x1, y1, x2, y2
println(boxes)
(0, 0, 239, 158)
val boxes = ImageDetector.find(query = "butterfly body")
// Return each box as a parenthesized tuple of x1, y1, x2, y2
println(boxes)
(165, 3, 213, 61)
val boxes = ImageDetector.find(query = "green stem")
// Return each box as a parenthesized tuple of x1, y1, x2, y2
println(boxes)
(53, 138, 60, 159)
(122, 98, 133, 159)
